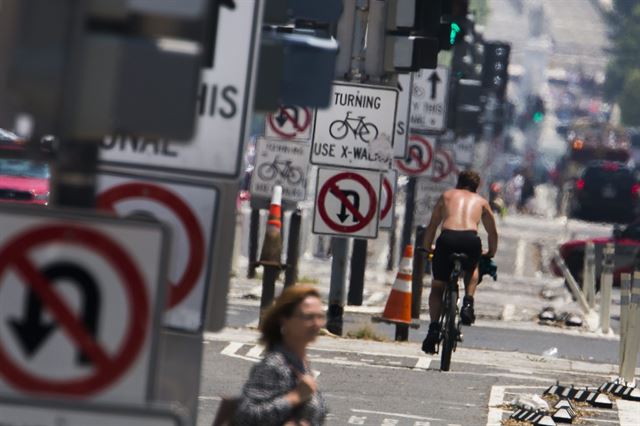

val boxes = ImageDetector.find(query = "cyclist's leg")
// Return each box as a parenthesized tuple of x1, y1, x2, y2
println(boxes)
(428, 280, 445, 323)
(462, 266, 479, 298)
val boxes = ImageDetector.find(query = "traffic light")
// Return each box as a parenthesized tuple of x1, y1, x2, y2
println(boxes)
(384, 0, 443, 71)
(0, 0, 221, 141)
(449, 78, 483, 135)
(439, 0, 469, 50)
(254, 0, 342, 110)
(481, 41, 511, 100)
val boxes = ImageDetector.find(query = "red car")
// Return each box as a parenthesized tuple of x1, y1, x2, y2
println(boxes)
(551, 221, 640, 287)
(0, 129, 50, 205)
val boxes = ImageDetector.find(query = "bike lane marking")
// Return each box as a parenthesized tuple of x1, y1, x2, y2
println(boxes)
(0, 224, 149, 396)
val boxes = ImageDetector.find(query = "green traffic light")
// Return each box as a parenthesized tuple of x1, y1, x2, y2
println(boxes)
(450, 22, 461, 45)
(533, 112, 544, 123)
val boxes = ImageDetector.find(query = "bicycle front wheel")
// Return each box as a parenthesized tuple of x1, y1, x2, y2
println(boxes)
(286, 167, 304, 185)
(440, 288, 457, 371)
(257, 163, 277, 181)
(358, 122, 379, 143)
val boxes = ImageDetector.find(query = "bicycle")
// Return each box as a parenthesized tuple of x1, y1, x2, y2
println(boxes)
(329, 111, 378, 143)
(257, 157, 304, 185)
(438, 253, 466, 371)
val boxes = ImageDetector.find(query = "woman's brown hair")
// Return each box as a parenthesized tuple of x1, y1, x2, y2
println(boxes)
(259, 285, 322, 349)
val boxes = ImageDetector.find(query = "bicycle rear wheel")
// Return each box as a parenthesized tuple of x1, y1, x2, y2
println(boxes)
(440, 287, 457, 371)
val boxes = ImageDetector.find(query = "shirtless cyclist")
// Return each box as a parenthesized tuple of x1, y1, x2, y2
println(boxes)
(421, 170, 498, 354)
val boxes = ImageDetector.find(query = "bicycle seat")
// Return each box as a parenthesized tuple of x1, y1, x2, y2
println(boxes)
(449, 253, 468, 262)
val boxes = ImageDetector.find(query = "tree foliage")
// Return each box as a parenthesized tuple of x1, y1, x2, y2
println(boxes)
(605, 0, 640, 125)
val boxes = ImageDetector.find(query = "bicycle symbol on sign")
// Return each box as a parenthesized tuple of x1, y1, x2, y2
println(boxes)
(257, 156, 304, 185)
(329, 111, 379, 143)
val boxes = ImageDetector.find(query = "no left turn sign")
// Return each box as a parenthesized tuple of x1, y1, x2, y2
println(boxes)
(0, 207, 166, 403)
(379, 169, 397, 229)
(313, 168, 381, 239)
(395, 134, 435, 177)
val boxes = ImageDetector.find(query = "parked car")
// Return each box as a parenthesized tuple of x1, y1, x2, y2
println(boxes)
(0, 129, 50, 205)
(569, 160, 640, 224)
(551, 220, 640, 288)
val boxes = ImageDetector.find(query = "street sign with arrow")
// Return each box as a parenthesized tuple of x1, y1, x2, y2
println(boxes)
(410, 66, 449, 133)
(265, 105, 315, 141)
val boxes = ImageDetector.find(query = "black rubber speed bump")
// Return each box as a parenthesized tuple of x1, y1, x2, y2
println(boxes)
(552, 407, 576, 423)
(599, 381, 640, 401)
(544, 384, 613, 409)
(510, 408, 556, 426)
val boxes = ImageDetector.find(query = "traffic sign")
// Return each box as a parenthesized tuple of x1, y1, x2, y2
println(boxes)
(414, 177, 450, 221)
(0, 396, 186, 426)
(431, 146, 457, 183)
(96, 173, 217, 332)
(410, 66, 450, 133)
(313, 168, 381, 239)
(265, 105, 315, 141)
(453, 134, 475, 166)
(250, 137, 310, 202)
(98, 1, 262, 179)
(311, 82, 398, 171)
(394, 74, 412, 159)
(379, 169, 398, 230)
(395, 134, 436, 177)
(0, 206, 167, 403)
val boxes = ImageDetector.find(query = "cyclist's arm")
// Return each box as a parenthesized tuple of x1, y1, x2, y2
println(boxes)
(481, 200, 498, 258)
(424, 195, 445, 252)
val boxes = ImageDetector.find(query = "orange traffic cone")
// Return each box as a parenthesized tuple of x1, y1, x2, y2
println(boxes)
(381, 244, 414, 324)
(259, 185, 283, 267)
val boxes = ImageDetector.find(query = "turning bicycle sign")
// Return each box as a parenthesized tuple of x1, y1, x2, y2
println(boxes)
(313, 168, 381, 239)
(311, 82, 398, 171)
(250, 137, 311, 202)
(265, 105, 315, 141)
(0, 205, 167, 403)
(395, 134, 435, 177)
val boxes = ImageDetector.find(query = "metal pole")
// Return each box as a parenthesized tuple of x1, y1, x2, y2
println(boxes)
(335, 0, 357, 78)
(387, 213, 397, 271)
(348, 239, 367, 305)
(51, 139, 98, 208)
(599, 243, 614, 334)
(553, 254, 590, 314)
(395, 323, 409, 341)
(400, 177, 416, 260)
(247, 208, 260, 279)
(327, 238, 349, 335)
(621, 273, 640, 382)
(584, 241, 596, 308)
(260, 266, 279, 316)
(284, 208, 302, 287)
(363, 0, 386, 81)
(412, 225, 427, 319)
(618, 272, 631, 378)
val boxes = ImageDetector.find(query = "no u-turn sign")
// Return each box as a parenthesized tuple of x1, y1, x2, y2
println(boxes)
(0, 205, 168, 404)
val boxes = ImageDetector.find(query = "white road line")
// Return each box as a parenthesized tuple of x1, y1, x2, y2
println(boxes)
(581, 418, 618, 424)
(198, 396, 222, 401)
(414, 357, 431, 370)
(618, 399, 640, 426)
(350, 408, 442, 421)
(515, 239, 526, 277)
(501, 304, 515, 321)
(246, 318, 259, 328)
(486, 385, 505, 426)
(221, 342, 243, 356)
(246, 344, 264, 358)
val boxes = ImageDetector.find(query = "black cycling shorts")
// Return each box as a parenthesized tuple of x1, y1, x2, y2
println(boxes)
(432, 230, 482, 282)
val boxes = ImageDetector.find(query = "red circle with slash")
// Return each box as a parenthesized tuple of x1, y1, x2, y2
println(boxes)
(267, 106, 312, 139)
(318, 172, 378, 233)
(431, 148, 455, 182)
(97, 182, 205, 308)
(380, 177, 394, 221)
(0, 224, 149, 395)
(395, 135, 433, 176)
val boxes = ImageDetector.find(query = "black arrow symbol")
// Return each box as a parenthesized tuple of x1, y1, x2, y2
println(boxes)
(337, 190, 360, 223)
(275, 105, 299, 127)
(428, 72, 441, 99)
(9, 262, 101, 365)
